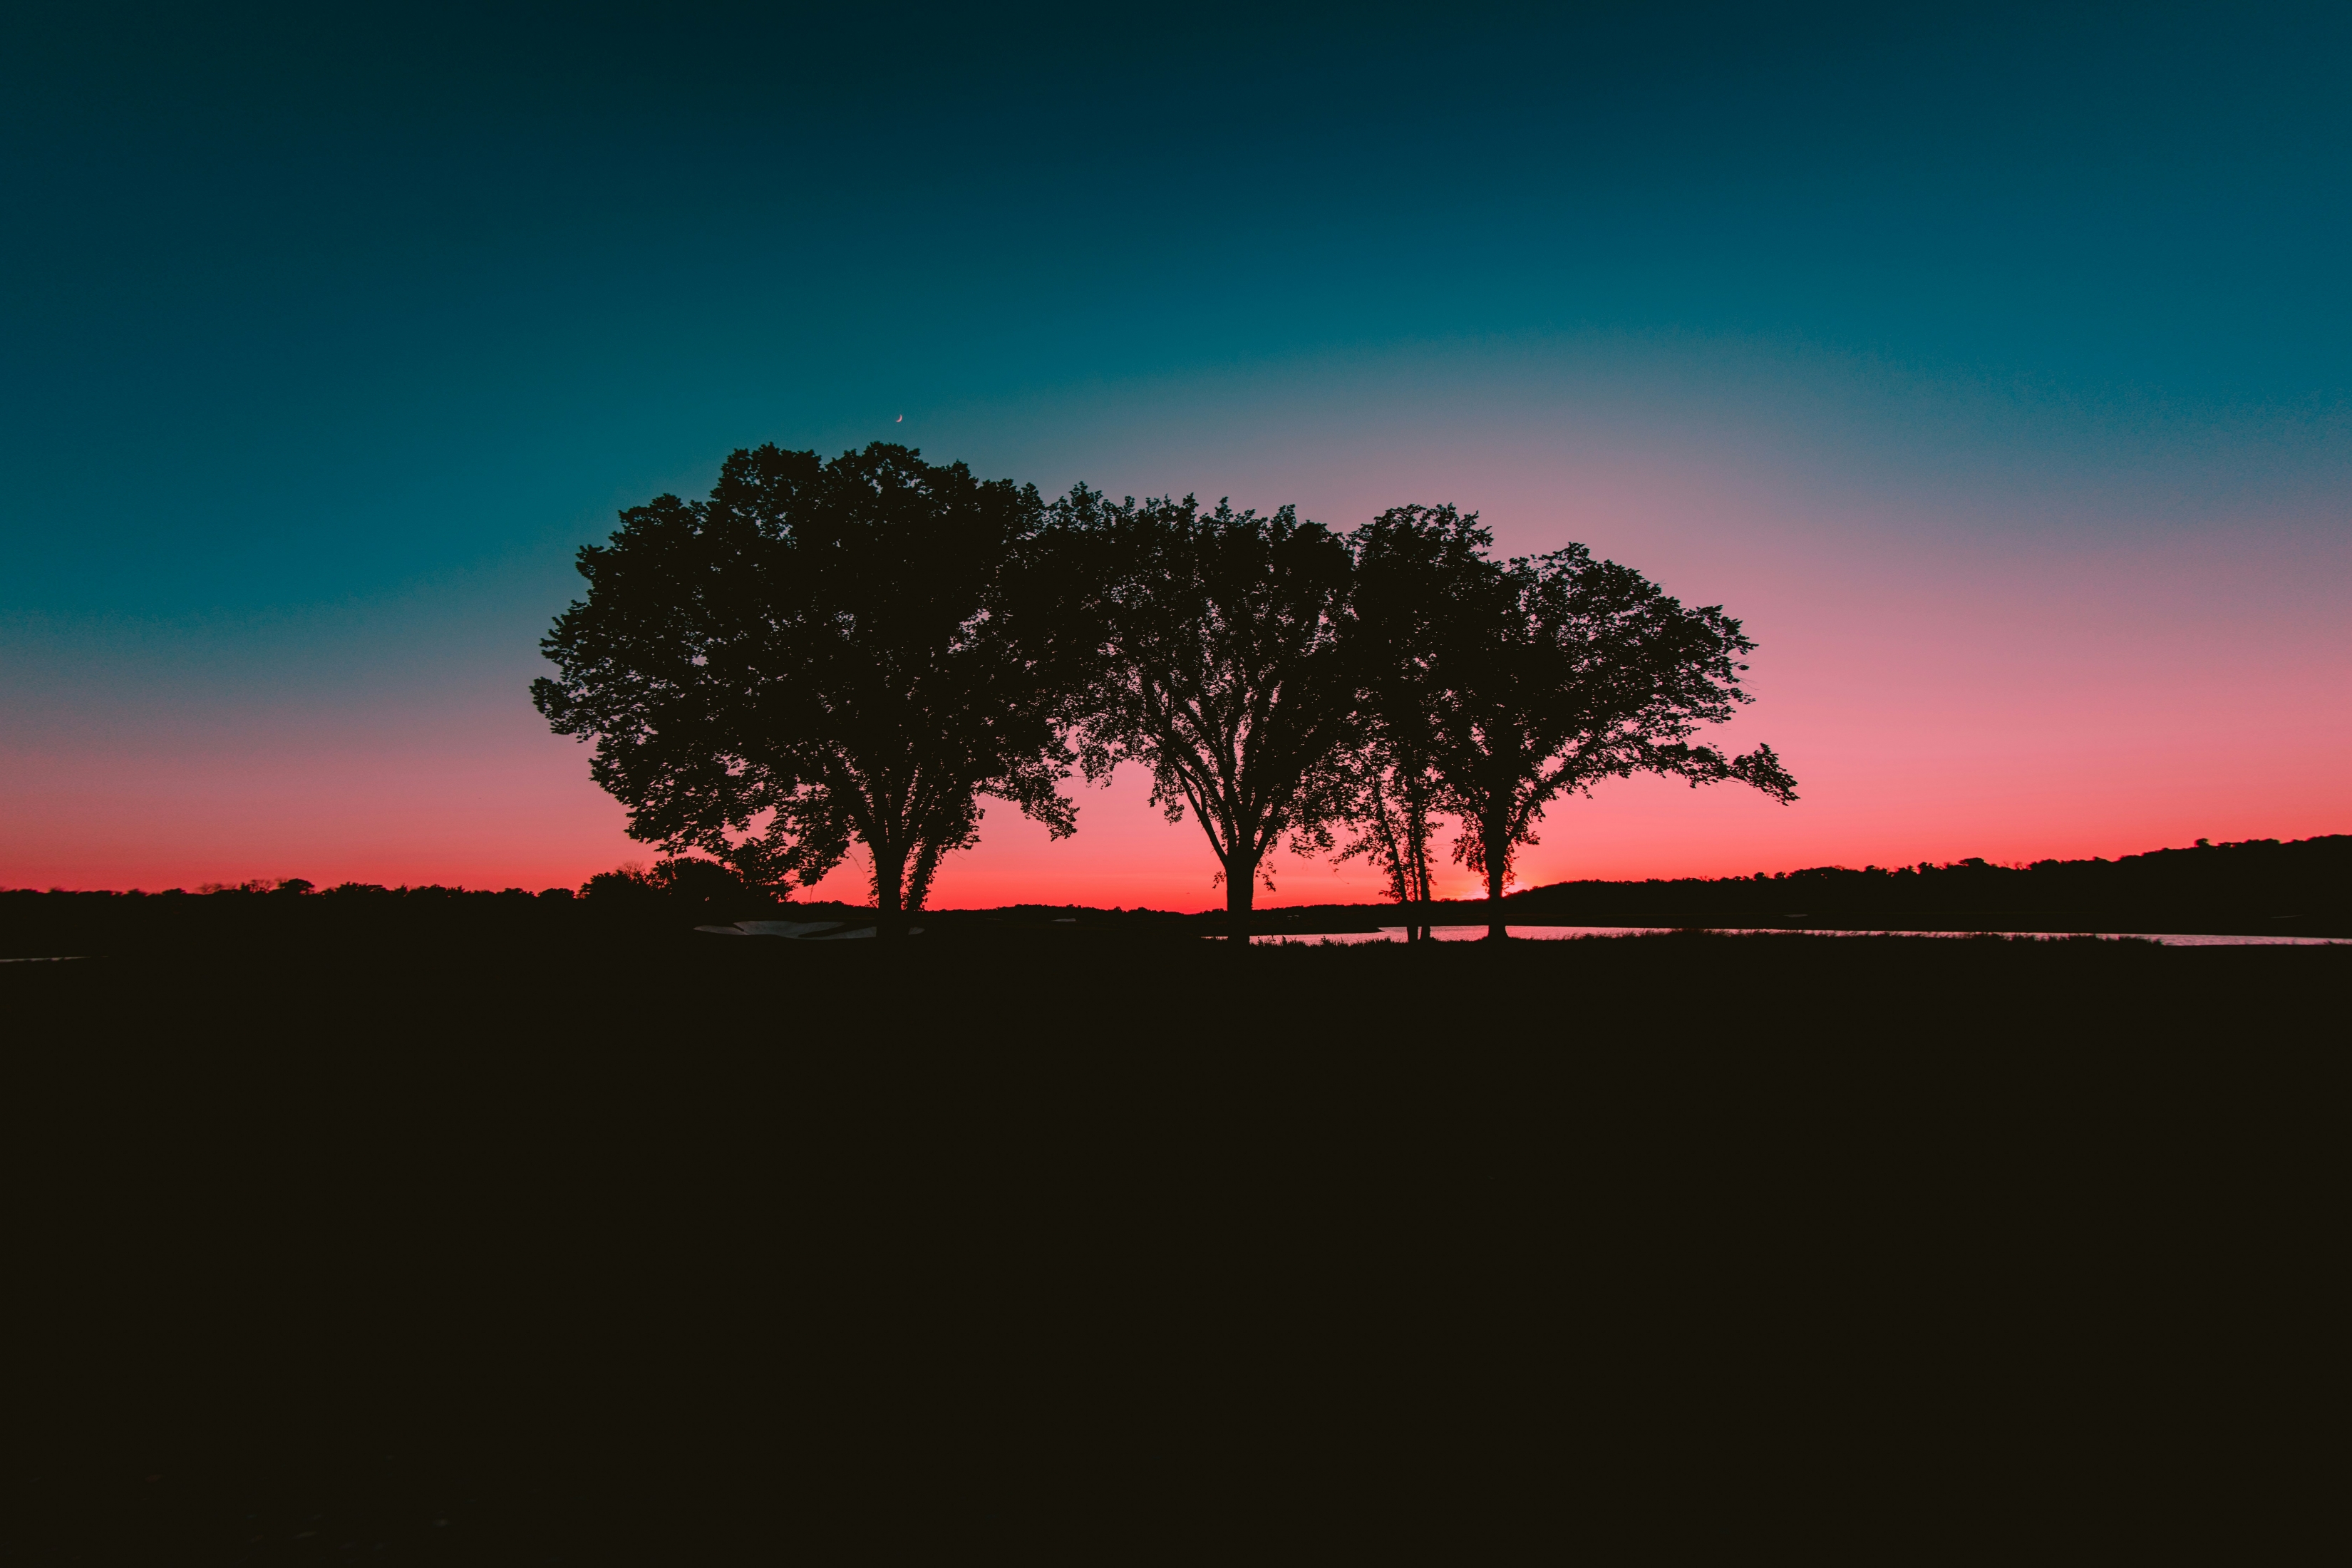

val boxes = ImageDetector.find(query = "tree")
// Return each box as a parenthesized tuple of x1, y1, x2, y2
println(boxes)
(1058, 490, 1356, 943)
(1428, 544, 1797, 940)
(1334, 504, 1496, 942)
(578, 856, 765, 914)
(532, 443, 1092, 936)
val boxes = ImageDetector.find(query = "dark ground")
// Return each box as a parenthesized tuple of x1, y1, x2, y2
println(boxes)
(9, 930, 2343, 1560)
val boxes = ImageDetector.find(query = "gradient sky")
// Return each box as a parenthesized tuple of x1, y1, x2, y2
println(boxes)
(4, 2, 2346, 907)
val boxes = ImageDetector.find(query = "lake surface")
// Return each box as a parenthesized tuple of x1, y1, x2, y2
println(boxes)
(1251, 926, 2348, 947)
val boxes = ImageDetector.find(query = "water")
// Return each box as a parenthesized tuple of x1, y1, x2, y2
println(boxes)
(1249, 926, 2348, 947)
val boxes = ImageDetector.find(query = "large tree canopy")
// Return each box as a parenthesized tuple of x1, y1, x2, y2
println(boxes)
(1334, 504, 1497, 942)
(1430, 544, 1797, 938)
(532, 443, 1090, 931)
(1056, 489, 1356, 940)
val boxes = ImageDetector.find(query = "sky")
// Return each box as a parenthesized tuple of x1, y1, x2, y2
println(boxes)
(4, 1, 2346, 907)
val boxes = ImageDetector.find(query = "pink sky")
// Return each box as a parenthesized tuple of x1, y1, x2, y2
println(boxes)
(6, 343, 2346, 902)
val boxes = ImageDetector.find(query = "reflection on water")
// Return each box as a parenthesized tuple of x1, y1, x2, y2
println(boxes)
(1250, 926, 2348, 947)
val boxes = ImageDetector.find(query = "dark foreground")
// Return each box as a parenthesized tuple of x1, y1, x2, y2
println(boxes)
(11, 932, 2343, 1560)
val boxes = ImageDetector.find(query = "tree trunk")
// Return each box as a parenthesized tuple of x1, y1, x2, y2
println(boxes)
(1485, 822, 1508, 942)
(875, 847, 906, 940)
(1225, 860, 1255, 947)
(1410, 837, 1432, 944)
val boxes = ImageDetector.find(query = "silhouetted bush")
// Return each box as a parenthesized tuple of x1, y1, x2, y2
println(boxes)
(579, 857, 775, 919)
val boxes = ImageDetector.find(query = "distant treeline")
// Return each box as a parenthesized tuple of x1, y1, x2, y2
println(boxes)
(1472, 832, 2348, 936)
(6, 835, 2343, 956)
(0, 861, 784, 959)
(1225, 834, 2348, 937)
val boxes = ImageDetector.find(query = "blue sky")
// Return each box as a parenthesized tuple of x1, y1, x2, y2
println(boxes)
(4, 2, 2346, 893)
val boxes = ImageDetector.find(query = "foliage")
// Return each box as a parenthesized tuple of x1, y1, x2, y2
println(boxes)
(1332, 504, 1496, 939)
(1053, 488, 1356, 933)
(579, 857, 766, 909)
(532, 442, 1801, 934)
(1425, 543, 1797, 930)
(533, 444, 1094, 930)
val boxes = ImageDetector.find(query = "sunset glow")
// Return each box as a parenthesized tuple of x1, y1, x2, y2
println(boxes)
(4, 11, 2344, 902)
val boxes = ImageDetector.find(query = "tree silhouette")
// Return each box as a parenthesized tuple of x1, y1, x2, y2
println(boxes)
(577, 857, 764, 914)
(1058, 490, 1356, 943)
(1334, 504, 1496, 942)
(532, 443, 1091, 936)
(1429, 544, 1797, 939)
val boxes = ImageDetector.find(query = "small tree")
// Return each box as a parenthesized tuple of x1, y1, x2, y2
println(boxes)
(1430, 544, 1797, 940)
(1059, 490, 1356, 943)
(533, 443, 1092, 936)
(1334, 504, 1495, 942)
(578, 857, 764, 913)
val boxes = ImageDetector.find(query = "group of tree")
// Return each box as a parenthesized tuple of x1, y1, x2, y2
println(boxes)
(533, 443, 1797, 941)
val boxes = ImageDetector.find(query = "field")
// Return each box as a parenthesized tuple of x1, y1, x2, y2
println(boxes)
(12, 931, 2343, 1559)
